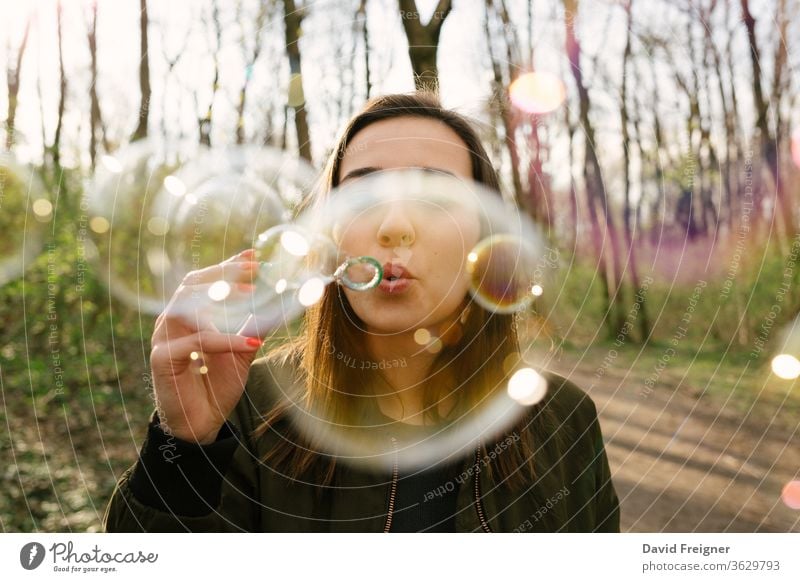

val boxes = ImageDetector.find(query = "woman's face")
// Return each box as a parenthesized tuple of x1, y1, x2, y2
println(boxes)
(335, 116, 480, 336)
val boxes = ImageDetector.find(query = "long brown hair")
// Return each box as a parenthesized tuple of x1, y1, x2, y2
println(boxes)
(255, 93, 549, 490)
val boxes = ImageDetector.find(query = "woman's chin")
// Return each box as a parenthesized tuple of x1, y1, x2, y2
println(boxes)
(362, 318, 428, 336)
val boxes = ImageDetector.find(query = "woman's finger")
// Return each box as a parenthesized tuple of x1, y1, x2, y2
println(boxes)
(182, 259, 260, 286)
(152, 331, 262, 363)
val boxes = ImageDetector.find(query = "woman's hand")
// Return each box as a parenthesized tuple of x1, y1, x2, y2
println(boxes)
(149, 249, 264, 444)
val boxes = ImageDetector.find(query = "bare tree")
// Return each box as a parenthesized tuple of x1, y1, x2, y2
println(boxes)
(620, 0, 650, 341)
(563, 0, 626, 337)
(196, 0, 223, 146)
(52, 2, 67, 167)
(740, 0, 795, 242)
(398, 0, 452, 90)
(87, 1, 110, 167)
(483, 2, 523, 206)
(5, 14, 32, 150)
(157, 14, 191, 141)
(236, 0, 269, 145)
(357, 0, 371, 99)
(283, 0, 312, 161)
(131, 0, 151, 141)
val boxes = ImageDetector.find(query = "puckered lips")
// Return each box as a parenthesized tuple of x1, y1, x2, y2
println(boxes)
(378, 262, 414, 294)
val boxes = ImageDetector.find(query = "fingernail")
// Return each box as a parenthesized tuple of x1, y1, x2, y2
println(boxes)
(237, 283, 256, 292)
(239, 248, 255, 257)
(246, 337, 262, 347)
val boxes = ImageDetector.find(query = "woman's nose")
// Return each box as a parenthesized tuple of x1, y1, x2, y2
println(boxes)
(376, 203, 415, 247)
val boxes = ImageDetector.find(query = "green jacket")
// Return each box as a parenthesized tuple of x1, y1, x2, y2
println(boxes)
(103, 359, 620, 532)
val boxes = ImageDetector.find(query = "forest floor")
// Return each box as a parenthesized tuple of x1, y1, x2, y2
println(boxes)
(545, 345, 800, 532)
(1, 344, 798, 532)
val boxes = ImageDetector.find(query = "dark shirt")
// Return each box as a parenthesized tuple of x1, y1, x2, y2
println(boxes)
(130, 413, 468, 532)
(389, 457, 464, 532)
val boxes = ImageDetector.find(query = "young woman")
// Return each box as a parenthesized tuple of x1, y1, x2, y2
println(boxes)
(103, 93, 620, 532)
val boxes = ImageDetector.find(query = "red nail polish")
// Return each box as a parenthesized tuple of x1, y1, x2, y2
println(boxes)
(246, 337, 262, 347)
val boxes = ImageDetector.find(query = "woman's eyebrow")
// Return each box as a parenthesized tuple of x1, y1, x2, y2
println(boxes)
(418, 167, 455, 176)
(340, 166, 455, 183)
(340, 166, 382, 182)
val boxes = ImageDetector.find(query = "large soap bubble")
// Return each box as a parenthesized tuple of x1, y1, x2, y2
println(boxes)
(85, 142, 314, 321)
(264, 169, 552, 471)
(0, 157, 51, 285)
(85, 140, 191, 312)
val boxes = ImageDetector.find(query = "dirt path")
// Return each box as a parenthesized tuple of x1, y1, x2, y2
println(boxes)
(546, 361, 800, 532)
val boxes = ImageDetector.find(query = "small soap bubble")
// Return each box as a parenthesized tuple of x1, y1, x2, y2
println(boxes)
(466, 234, 544, 314)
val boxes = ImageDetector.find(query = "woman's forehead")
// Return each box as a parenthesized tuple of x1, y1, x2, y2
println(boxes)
(338, 117, 472, 182)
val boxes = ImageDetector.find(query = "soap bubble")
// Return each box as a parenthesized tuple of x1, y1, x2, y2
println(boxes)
(234, 224, 382, 338)
(264, 170, 550, 471)
(85, 140, 190, 312)
(0, 157, 51, 286)
(86, 142, 314, 321)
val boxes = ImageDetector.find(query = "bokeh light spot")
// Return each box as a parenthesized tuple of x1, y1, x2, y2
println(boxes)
(414, 328, 431, 345)
(281, 230, 310, 257)
(507, 367, 548, 406)
(771, 354, 800, 380)
(164, 175, 187, 197)
(791, 128, 800, 168)
(100, 155, 122, 174)
(782, 481, 800, 510)
(32, 198, 53, 220)
(89, 216, 110, 234)
(509, 71, 566, 114)
(147, 216, 170, 236)
(298, 277, 325, 306)
(208, 280, 232, 302)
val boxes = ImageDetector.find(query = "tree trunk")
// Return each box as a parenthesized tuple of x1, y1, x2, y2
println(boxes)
(398, 0, 452, 90)
(357, 0, 371, 99)
(283, 0, 312, 161)
(483, 2, 523, 206)
(198, 0, 222, 147)
(236, 2, 268, 145)
(5, 15, 31, 150)
(563, 0, 626, 337)
(740, 0, 795, 242)
(620, 0, 650, 343)
(88, 1, 107, 167)
(131, 0, 151, 142)
(52, 2, 66, 167)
